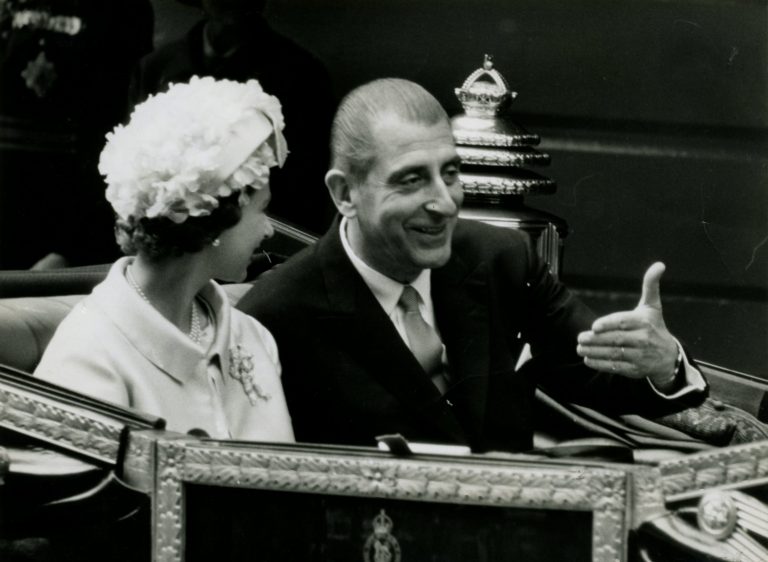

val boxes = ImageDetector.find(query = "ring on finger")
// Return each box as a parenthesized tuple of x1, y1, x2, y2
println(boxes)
(621, 346, 625, 359)
(611, 362, 617, 372)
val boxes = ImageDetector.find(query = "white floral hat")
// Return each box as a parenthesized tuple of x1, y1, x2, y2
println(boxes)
(99, 76, 288, 224)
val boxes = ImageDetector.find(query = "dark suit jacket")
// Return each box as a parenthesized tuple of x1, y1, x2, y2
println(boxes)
(238, 218, 707, 452)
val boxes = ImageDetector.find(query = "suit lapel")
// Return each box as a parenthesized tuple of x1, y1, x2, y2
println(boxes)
(432, 251, 491, 445)
(316, 221, 468, 444)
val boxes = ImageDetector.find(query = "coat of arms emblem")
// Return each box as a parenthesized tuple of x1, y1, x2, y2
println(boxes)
(363, 509, 401, 562)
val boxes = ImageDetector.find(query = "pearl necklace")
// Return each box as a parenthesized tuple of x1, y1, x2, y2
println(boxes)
(126, 266, 202, 344)
(189, 301, 202, 344)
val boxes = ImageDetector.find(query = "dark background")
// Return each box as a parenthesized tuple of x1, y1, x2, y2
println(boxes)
(156, 0, 767, 375)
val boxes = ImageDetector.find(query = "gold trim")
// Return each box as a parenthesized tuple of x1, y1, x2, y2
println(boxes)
(0, 386, 123, 463)
(153, 440, 185, 562)
(659, 440, 768, 502)
(122, 430, 160, 493)
(631, 467, 667, 528)
(153, 440, 630, 562)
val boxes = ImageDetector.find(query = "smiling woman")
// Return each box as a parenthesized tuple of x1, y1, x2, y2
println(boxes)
(31, 76, 295, 443)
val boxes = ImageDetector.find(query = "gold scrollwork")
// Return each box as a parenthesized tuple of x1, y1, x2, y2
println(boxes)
(0, 387, 122, 462)
(154, 441, 629, 562)
(154, 440, 186, 562)
(659, 441, 768, 501)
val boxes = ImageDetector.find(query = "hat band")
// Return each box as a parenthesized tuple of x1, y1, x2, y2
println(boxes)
(211, 110, 287, 184)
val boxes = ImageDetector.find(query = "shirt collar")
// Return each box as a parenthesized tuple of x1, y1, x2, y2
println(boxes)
(339, 217, 431, 316)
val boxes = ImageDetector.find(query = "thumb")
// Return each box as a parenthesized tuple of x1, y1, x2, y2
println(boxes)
(638, 261, 665, 310)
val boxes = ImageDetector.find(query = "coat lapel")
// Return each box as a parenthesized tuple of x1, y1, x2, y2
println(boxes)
(316, 222, 468, 444)
(432, 251, 491, 446)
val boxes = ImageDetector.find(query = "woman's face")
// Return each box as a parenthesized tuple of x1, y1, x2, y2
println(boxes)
(213, 186, 274, 282)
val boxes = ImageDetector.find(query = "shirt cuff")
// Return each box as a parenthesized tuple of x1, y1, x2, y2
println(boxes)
(647, 340, 707, 399)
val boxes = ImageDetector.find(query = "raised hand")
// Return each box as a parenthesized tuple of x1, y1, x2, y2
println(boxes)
(576, 262, 679, 388)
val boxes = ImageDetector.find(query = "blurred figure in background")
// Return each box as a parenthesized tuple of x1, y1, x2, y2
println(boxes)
(131, 0, 336, 235)
(0, 0, 154, 269)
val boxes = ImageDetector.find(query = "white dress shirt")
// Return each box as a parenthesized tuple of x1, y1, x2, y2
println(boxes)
(340, 217, 444, 360)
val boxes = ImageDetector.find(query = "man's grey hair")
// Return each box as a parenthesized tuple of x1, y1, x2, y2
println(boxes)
(330, 78, 450, 183)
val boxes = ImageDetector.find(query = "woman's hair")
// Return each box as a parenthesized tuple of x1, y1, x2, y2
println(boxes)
(115, 191, 243, 260)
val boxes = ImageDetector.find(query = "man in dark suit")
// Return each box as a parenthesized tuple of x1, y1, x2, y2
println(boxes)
(237, 78, 707, 453)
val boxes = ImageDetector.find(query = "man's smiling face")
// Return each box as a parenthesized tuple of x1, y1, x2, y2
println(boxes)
(347, 114, 463, 283)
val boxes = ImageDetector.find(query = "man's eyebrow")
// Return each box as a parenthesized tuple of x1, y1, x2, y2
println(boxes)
(444, 156, 462, 168)
(387, 164, 426, 182)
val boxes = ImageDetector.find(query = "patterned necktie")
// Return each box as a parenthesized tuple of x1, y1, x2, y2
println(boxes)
(398, 285, 447, 393)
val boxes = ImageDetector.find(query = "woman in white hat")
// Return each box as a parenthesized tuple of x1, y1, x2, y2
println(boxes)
(35, 76, 294, 442)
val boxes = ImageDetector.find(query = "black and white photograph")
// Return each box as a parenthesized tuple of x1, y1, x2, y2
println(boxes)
(0, 1, 766, 560)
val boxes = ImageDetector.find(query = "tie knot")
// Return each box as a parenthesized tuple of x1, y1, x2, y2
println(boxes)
(398, 285, 421, 314)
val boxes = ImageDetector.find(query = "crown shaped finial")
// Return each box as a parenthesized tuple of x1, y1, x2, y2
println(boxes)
(372, 510, 393, 537)
(454, 54, 517, 117)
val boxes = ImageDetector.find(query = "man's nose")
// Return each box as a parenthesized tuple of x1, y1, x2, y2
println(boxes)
(425, 178, 460, 216)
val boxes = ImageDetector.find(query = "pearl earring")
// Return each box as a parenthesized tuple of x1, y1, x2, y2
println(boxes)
(212, 238, 221, 247)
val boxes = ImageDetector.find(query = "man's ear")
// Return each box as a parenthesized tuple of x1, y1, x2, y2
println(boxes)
(325, 169, 357, 218)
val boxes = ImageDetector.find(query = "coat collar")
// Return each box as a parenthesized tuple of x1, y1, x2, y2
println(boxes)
(91, 258, 233, 384)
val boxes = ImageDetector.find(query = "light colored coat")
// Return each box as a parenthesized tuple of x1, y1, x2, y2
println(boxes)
(35, 257, 294, 442)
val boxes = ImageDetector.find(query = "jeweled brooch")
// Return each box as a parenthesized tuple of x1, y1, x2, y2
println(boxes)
(229, 344, 271, 405)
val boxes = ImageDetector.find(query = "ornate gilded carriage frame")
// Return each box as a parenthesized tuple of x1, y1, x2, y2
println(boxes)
(149, 437, 631, 562)
(0, 366, 162, 465)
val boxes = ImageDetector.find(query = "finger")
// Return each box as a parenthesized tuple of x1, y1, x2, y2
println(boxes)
(590, 311, 649, 334)
(576, 344, 640, 362)
(578, 328, 650, 348)
(578, 330, 626, 346)
(638, 261, 665, 310)
(582, 357, 643, 378)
